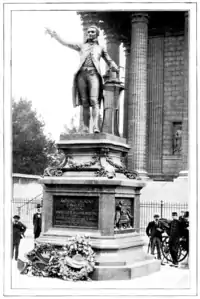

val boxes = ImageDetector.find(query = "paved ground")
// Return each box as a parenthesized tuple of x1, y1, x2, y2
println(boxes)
(11, 235, 190, 290)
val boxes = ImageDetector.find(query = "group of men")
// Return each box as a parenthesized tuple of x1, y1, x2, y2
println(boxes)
(12, 204, 42, 261)
(146, 211, 189, 267)
(12, 203, 189, 267)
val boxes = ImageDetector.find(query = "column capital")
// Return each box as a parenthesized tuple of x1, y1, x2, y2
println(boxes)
(78, 12, 99, 28)
(131, 12, 149, 24)
(106, 33, 120, 44)
(103, 27, 120, 44)
(123, 42, 131, 55)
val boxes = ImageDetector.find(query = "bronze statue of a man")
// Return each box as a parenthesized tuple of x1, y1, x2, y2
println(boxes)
(45, 25, 119, 133)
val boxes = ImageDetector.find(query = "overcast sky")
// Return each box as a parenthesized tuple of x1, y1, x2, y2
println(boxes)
(11, 10, 125, 140)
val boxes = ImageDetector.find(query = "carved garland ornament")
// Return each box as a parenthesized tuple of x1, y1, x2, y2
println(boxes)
(95, 152, 140, 180)
(43, 154, 100, 177)
(43, 151, 139, 180)
(67, 154, 100, 170)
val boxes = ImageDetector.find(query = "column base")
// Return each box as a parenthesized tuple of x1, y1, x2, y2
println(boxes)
(135, 170, 150, 181)
(174, 170, 188, 181)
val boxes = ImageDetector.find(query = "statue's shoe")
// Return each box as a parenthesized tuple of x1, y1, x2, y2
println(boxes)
(93, 127, 100, 133)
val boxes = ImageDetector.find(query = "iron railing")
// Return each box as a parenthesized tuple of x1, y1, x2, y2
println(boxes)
(12, 197, 188, 232)
(12, 193, 43, 228)
(140, 200, 188, 234)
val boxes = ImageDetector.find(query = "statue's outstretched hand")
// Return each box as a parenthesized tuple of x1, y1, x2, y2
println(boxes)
(45, 27, 57, 38)
(110, 65, 120, 73)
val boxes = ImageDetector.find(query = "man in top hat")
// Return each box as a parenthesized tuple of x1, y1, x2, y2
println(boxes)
(45, 25, 119, 134)
(33, 204, 42, 240)
(12, 215, 27, 261)
(168, 212, 181, 267)
(146, 214, 164, 263)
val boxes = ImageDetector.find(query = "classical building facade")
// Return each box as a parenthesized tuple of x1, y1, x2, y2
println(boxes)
(78, 11, 188, 181)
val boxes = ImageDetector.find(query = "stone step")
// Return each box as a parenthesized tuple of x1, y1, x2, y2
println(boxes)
(91, 258, 160, 280)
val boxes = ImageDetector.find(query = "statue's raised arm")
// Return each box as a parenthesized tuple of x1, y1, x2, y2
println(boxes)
(45, 28, 81, 52)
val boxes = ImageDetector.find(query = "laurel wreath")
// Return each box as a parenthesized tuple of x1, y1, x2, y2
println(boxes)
(23, 235, 96, 281)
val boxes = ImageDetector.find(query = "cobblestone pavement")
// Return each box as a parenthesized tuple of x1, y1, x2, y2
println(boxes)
(11, 235, 190, 290)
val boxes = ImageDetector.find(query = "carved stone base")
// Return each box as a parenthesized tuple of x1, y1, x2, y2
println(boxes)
(38, 230, 160, 281)
(44, 133, 139, 180)
(38, 176, 160, 280)
(39, 134, 160, 280)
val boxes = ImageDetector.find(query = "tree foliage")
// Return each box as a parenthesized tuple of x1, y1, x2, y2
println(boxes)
(62, 116, 79, 134)
(12, 98, 56, 175)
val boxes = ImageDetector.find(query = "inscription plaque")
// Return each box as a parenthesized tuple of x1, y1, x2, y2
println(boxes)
(53, 196, 99, 228)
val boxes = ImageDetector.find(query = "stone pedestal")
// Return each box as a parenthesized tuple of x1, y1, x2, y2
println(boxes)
(39, 134, 160, 280)
(102, 71, 124, 137)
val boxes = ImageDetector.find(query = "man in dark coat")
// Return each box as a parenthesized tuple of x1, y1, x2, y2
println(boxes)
(146, 214, 164, 263)
(12, 215, 26, 261)
(45, 25, 119, 133)
(169, 212, 181, 267)
(179, 211, 189, 253)
(33, 204, 42, 240)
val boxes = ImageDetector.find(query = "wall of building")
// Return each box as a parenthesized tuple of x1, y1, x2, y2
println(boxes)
(147, 32, 185, 178)
(162, 33, 184, 175)
(13, 173, 43, 199)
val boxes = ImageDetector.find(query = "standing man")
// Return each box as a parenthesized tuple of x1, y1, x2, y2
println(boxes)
(146, 214, 164, 263)
(12, 215, 26, 261)
(45, 26, 119, 134)
(181, 211, 189, 253)
(169, 212, 181, 267)
(33, 204, 42, 240)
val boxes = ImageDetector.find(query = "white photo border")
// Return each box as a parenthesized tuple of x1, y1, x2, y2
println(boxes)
(1, 1, 198, 297)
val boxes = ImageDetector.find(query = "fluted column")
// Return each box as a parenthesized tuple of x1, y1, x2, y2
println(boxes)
(127, 13, 149, 177)
(147, 36, 164, 176)
(123, 43, 131, 139)
(180, 12, 189, 179)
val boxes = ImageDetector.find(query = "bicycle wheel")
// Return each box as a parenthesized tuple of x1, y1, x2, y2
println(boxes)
(161, 236, 172, 262)
(177, 240, 188, 262)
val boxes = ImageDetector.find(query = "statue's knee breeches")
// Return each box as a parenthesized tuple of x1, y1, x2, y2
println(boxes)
(82, 99, 90, 108)
(77, 71, 100, 107)
(77, 69, 101, 132)
(88, 73, 100, 105)
(90, 97, 99, 107)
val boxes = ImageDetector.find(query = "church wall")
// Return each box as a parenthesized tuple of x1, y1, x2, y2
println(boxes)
(147, 33, 185, 178)
(162, 33, 184, 176)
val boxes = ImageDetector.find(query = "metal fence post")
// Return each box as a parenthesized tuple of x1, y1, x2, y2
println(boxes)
(17, 206, 21, 217)
(160, 200, 163, 218)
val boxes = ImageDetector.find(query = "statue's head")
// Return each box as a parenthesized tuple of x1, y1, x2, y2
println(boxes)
(87, 25, 100, 41)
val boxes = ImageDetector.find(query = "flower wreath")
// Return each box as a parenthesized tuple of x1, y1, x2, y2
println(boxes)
(21, 235, 96, 281)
